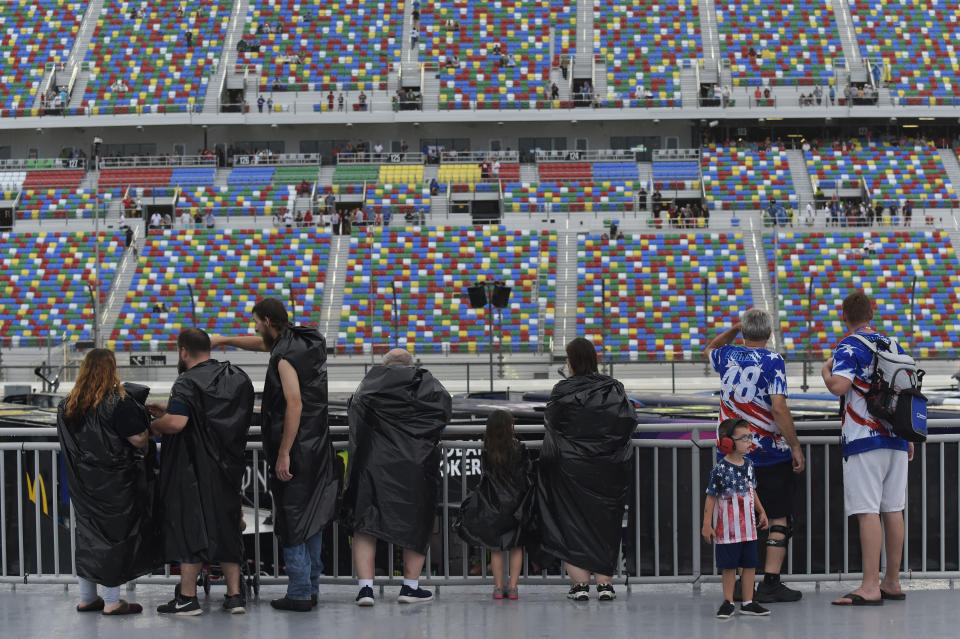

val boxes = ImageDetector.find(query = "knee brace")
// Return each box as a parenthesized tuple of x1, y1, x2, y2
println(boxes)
(764, 523, 792, 548)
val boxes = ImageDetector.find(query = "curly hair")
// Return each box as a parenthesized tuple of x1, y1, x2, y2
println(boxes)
(64, 349, 124, 420)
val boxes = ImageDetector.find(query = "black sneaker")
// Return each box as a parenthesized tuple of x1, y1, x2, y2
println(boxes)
(756, 580, 802, 603)
(716, 601, 735, 619)
(739, 601, 771, 616)
(311, 594, 318, 608)
(157, 591, 202, 616)
(269, 596, 312, 612)
(355, 586, 375, 607)
(222, 593, 246, 614)
(597, 584, 616, 601)
(566, 583, 589, 601)
(397, 585, 434, 604)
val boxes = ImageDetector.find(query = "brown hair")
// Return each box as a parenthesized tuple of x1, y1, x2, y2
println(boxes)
(177, 327, 211, 356)
(483, 410, 519, 471)
(566, 337, 599, 376)
(64, 349, 124, 419)
(842, 291, 873, 326)
(252, 297, 289, 330)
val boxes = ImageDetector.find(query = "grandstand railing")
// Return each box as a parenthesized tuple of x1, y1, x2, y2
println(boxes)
(336, 152, 424, 165)
(233, 153, 321, 166)
(0, 158, 85, 170)
(440, 151, 519, 164)
(2, 421, 959, 587)
(535, 150, 636, 163)
(98, 156, 215, 169)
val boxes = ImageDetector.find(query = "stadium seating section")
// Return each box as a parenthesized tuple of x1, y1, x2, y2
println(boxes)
(0, 1, 84, 115)
(701, 146, 796, 210)
(110, 228, 330, 350)
(767, 230, 960, 356)
(851, 0, 960, 105)
(273, 166, 320, 185)
(653, 160, 700, 190)
(420, 0, 576, 109)
(365, 184, 430, 216)
(503, 182, 635, 212)
(577, 232, 752, 359)
(338, 226, 556, 354)
(177, 185, 297, 216)
(237, 0, 402, 92)
(80, 0, 230, 114)
(333, 165, 380, 184)
(0, 231, 123, 347)
(17, 189, 112, 220)
(593, 0, 701, 105)
(717, 0, 843, 86)
(804, 141, 958, 207)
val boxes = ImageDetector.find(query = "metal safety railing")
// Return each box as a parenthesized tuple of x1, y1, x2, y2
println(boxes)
(2, 421, 960, 589)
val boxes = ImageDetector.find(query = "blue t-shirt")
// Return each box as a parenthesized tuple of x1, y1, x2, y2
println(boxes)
(711, 345, 792, 466)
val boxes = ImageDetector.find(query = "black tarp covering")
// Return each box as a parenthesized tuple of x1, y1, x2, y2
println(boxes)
(56, 384, 161, 586)
(261, 326, 340, 547)
(534, 373, 637, 575)
(159, 359, 254, 563)
(342, 365, 453, 553)
(454, 444, 534, 550)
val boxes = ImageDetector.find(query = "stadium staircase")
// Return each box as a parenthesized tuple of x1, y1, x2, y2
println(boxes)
(65, 0, 105, 110)
(519, 164, 538, 182)
(698, 0, 721, 65)
(422, 64, 440, 111)
(744, 229, 778, 348)
(680, 66, 700, 108)
(553, 231, 579, 354)
(214, 168, 232, 187)
(202, 0, 251, 114)
(100, 224, 142, 337)
(573, 0, 592, 80)
(833, 0, 867, 81)
(318, 234, 350, 341)
(938, 148, 960, 204)
(785, 149, 815, 210)
(318, 166, 335, 187)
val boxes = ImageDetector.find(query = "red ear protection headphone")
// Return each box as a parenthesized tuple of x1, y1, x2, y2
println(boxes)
(717, 419, 745, 455)
(718, 433, 735, 455)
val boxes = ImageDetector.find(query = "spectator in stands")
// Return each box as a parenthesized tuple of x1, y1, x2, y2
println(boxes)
(430, 177, 440, 196)
(294, 211, 304, 227)
(822, 291, 913, 606)
(374, 141, 383, 156)
(184, 30, 193, 48)
(560, 56, 569, 80)
(551, 83, 560, 100)
(411, 27, 420, 47)
(325, 192, 336, 214)
(338, 93, 345, 111)
(193, 212, 203, 228)
(178, 210, 191, 227)
(204, 211, 215, 230)
(123, 224, 136, 256)
(161, 213, 172, 230)
(754, 87, 762, 102)
(903, 200, 912, 226)
(374, 211, 383, 226)
(706, 308, 805, 604)
(303, 210, 313, 227)
(327, 91, 334, 111)
(343, 348, 452, 607)
(283, 209, 294, 229)
(536, 338, 636, 601)
(58, 350, 156, 616)
(763, 87, 771, 100)
(358, 91, 367, 110)
(257, 96, 265, 113)
(149, 211, 161, 230)
(491, 159, 501, 178)
(814, 86, 823, 106)
(721, 85, 731, 108)
(652, 189, 662, 218)
(829, 84, 836, 105)
(331, 209, 341, 235)
(267, 96, 274, 113)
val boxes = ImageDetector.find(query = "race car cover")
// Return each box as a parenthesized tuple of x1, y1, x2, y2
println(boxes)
(534, 373, 637, 575)
(57, 385, 161, 587)
(454, 443, 534, 550)
(159, 359, 254, 563)
(342, 365, 452, 553)
(261, 325, 340, 548)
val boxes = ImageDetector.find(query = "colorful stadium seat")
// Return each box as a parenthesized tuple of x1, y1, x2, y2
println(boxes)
(236, 0, 401, 92)
(577, 232, 752, 359)
(17, 189, 112, 220)
(110, 228, 331, 350)
(503, 182, 635, 212)
(177, 185, 297, 216)
(337, 226, 556, 354)
(0, 231, 123, 346)
(652, 159, 700, 190)
(717, 0, 843, 86)
(767, 230, 960, 357)
(701, 145, 797, 210)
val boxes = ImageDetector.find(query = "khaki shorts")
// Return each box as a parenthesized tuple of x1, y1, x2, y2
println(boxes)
(843, 447, 908, 516)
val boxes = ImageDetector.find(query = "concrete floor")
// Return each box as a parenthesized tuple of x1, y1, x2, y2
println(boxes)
(1, 581, 955, 639)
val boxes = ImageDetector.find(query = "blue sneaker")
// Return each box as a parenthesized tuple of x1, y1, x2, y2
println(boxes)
(397, 585, 433, 604)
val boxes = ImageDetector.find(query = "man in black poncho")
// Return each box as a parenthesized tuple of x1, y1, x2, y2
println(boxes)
(342, 348, 452, 606)
(213, 298, 340, 612)
(148, 328, 254, 616)
(535, 337, 637, 602)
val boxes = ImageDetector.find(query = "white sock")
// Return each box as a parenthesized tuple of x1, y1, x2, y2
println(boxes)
(742, 600, 752, 605)
(403, 579, 418, 590)
(359, 579, 373, 589)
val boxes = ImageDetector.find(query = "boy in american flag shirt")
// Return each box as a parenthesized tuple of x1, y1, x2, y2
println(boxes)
(702, 418, 770, 619)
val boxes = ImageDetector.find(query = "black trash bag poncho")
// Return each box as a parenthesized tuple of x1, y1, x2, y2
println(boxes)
(454, 443, 534, 550)
(342, 365, 452, 553)
(57, 384, 161, 587)
(261, 326, 340, 548)
(159, 359, 254, 563)
(534, 373, 637, 575)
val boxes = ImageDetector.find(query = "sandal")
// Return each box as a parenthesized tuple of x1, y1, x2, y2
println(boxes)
(102, 600, 143, 616)
(76, 597, 104, 612)
(832, 592, 883, 606)
(880, 589, 906, 601)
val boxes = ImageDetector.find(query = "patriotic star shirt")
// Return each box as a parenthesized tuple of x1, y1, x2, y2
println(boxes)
(711, 345, 791, 466)
(831, 329, 909, 457)
(706, 458, 758, 544)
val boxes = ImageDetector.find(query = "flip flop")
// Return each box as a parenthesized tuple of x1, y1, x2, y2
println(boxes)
(832, 592, 883, 606)
(76, 597, 104, 612)
(101, 600, 143, 616)
(880, 590, 906, 601)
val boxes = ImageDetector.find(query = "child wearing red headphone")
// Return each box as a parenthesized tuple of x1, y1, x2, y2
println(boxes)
(702, 418, 770, 619)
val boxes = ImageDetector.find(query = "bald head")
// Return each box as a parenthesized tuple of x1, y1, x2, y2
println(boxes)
(383, 349, 414, 366)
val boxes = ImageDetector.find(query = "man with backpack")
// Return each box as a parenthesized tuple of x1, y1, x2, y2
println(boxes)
(821, 291, 919, 606)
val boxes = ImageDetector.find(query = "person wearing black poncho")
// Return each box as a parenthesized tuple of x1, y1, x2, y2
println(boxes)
(148, 328, 254, 616)
(535, 337, 638, 602)
(342, 348, 452, 606)
(57, 349, 159, 616)
(213, 298, 340, 612)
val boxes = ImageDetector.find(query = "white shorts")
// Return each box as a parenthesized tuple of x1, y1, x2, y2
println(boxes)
(843, 447, 908, 516)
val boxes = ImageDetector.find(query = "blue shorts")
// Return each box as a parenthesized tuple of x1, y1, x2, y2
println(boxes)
(715, 540, 758, 570)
